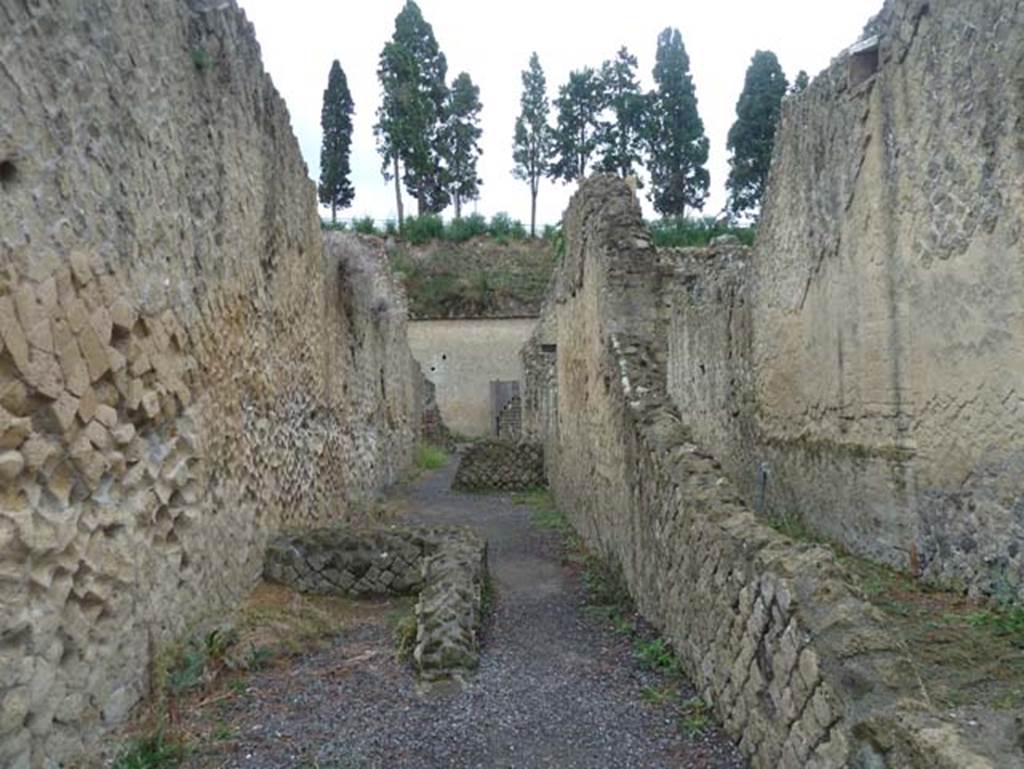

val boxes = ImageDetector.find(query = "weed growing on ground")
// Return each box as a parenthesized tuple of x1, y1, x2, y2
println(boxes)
(164, 627, 237, 696)
(967, 606, 1024, 648)
(246, 644, 276, 670)
(388, 600, 419, 662)
(678, 696, 713, 738)
(415, 443, 449, 470)
(480, 572, 496, 620)
(112, 730, 186, 769)
(839, 553, 1024, 709)
(634, 637, 678, 672)
(640, 684, 678, 706)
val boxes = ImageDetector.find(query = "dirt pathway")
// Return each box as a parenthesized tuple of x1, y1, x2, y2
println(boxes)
(184, 462, 747, 769)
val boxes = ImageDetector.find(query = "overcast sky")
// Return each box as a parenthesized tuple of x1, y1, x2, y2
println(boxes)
(236, 0, 881, 227)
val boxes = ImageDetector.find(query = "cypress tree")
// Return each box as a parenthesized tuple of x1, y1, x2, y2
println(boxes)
(442, 72, 483, 219)
(512, 53, 553, 237)
(393, 1, 449, 215)
(549, 67, 604, 184)
(374, 1, 449, 223)
(598, 47, 646, 179)
(318, 60, 355, 223)
(646, 28, 709, 218)
(725, 50, 789, 216)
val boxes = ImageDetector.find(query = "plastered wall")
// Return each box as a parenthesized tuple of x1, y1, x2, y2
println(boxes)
(667, 0, 1024, 598)
(408, 318, 536, 437)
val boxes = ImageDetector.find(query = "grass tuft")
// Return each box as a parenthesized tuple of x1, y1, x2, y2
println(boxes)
(678, 696, 713, 738)
(415, 443, 449, 470)
(112, 730, 185, 769)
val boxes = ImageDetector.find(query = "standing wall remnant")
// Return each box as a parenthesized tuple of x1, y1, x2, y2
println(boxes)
(0, 2, 426, 765)
(668, 0, 1024, 598)
(524, 175, 1015, 768)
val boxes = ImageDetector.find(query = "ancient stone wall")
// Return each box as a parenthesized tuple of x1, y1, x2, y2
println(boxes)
(0, 2, 424, 765)
(265, 525, 488, 680)
(525, 176, 1008, 768)
(663, 0, 1024, 599)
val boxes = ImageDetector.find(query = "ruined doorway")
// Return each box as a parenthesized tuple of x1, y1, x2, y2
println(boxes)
(490, 380, 520, 436)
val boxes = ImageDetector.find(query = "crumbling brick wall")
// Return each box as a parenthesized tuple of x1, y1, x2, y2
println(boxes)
(0, 1, 425, 764)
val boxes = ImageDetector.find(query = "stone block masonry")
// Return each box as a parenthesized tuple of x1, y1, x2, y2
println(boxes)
(0, 1, 428, 765)
(453, 441, 545, 492)
(264, 525, 488, 680)
(524, 175, 1013, 767)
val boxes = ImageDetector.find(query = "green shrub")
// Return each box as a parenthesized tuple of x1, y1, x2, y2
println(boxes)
(384, 220, 398, 236)
(647, 217, 755, 248)
(415, 443, 449, 470)
(445, 213, 488, 242)
(320, 219, 349, 232)
(402, 214, 444, 245)
(353, 216, 377, 235)
(488, 212, 527, 241)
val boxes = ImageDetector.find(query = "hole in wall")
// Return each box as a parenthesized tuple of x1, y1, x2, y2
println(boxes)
(848, 36, 880, 89)
(0, 159, 16, 189)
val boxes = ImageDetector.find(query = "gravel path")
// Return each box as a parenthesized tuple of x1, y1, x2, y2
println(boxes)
(184, 461, 748, 769)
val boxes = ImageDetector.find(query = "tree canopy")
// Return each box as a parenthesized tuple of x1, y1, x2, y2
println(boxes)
(318, 60, 354, 222)
(646, 28, 709, 218)
(725, 50, 789, 216)
(374, 1, 450, 223)
(512, 52, 553, 237)
(549, 67, 604, 184)
(442, 72, 484, 219)
(598, 47, 646, 179)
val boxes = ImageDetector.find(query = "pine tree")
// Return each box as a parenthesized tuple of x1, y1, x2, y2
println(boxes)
(725, 50, 789, 216)
(441, 72, 483, 219)
(374, 1, 449, 223)
(791, 70, 810, 94)
(645, 28, 709, 218)
(598, 47, 646, 178)
(549, 67, 604, 184)
(512, 53, 553, 238)
(318, 60, 355, 223)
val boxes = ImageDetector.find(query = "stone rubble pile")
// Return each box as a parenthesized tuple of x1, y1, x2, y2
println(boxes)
(452, 441, 545, 491)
